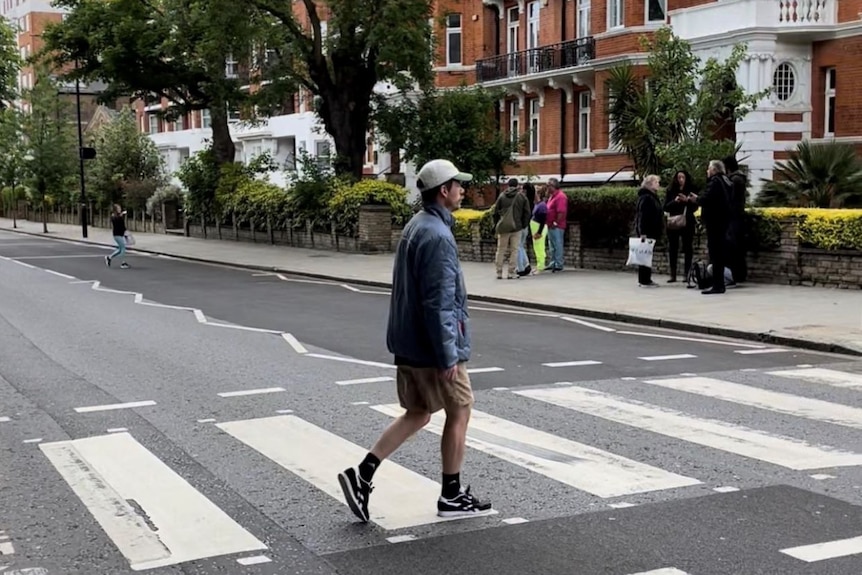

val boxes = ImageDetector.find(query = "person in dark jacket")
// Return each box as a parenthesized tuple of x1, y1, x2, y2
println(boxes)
(635, 174, 664, 287)
(338, 158, 493, 524)
(664, 170, 697, 283)
(723, 155, 748, 283)
(492, 178, 532, 279)
(689, 160, 733, 294)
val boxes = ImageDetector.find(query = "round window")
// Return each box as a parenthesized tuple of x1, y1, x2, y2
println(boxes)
(773, 63, 796, 101)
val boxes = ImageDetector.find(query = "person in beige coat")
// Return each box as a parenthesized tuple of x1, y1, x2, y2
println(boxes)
(492, 179, 532, 279)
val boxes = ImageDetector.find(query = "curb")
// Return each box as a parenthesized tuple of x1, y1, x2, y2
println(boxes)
(4, 226, 861, 358)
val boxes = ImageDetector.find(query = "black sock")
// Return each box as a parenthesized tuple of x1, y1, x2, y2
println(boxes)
(358, 453, 380, 483)
(442, 472, 461, 498)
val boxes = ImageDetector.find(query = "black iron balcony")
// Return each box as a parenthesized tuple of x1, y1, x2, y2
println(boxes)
(476, 36, 595, 83)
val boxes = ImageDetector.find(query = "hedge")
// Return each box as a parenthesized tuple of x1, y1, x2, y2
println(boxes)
(449, 188, 862, 252)
(328, 179, 413, 236)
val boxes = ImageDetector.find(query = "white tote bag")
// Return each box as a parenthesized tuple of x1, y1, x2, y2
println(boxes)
(626, 237, 655, 268)
(124, 232, 136, 246)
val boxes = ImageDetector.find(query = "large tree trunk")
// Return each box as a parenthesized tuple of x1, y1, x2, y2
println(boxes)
(209, 103, 236, 166)
(319, 81, 373, 180)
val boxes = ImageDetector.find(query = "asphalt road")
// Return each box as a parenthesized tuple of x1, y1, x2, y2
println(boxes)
(1, 230, 861, 575)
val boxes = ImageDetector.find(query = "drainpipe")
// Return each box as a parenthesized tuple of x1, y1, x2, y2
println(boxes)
(558, 0, 567, 182)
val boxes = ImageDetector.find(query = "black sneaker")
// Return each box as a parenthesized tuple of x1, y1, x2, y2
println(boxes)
(437, 486, 493, 518)
(105, 256, 111, 267)
(337, 467, 372, 523)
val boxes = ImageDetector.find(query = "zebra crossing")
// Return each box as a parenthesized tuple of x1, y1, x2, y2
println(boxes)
(30, 365, 862, 571)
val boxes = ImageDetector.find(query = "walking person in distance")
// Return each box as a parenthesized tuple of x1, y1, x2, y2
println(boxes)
(105, 204, 130, 269)
(338, 159, 494, 523)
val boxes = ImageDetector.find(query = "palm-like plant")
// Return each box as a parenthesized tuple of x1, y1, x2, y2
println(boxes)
(758, 141, 862, 208)
(606, 64, 664, 179)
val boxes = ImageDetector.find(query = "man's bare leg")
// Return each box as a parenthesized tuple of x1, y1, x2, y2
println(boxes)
(370, 410, 431, 461)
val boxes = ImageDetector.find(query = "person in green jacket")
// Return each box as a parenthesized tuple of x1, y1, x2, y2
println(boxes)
(492, 178, 531, 279)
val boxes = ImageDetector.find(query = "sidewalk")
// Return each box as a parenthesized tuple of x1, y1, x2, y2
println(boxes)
(2, 218, 861, 355)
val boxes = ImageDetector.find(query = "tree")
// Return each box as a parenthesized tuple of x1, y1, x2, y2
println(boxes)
(21, 70, 78, 232)
(375, 86, 520, 189)
(0, 108, 29, 225)
(250, 0, 436, 179)
(757, 141, 862, 208)
(0, 16, 21, 108)
(606, 26, 767, 188)
(87, 107, 166, 209)
(41, 0, 291, 166)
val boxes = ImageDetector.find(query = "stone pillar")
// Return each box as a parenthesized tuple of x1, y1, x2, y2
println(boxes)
(358, 204, 393, 253)
(565, 223, 583, 268)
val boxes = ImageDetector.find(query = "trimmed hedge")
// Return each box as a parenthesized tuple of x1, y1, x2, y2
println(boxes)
(449, 188, 862, 252)
(328, 179, 413, 236)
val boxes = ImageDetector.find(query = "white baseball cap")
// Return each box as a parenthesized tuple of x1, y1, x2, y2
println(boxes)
(416, 159, 473, 192)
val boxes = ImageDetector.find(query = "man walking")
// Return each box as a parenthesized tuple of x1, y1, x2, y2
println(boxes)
(338, 159, 494, 523)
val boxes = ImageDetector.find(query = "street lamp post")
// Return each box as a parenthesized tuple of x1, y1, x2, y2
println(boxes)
(74, 69, 88, 239)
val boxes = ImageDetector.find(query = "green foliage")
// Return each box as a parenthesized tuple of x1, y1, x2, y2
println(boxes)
(375, 85, 520, 187)
(285, 149, 342, 229)
(328, 179, 413, 235)
(0, 108, 29, 193)
(757, 141, 862, 208)
(753, 208, 862, 251)
(607, 27, 768, 180)
(226, 178, 291, 228)
(42, 0, 289, 165)
(659, 139, 742, 191)
(87, 107, 166, 209)
(21, 70, 78, 207)
(177, 147, 220, 219)
(0, 17, 20, 107)
(252, 0, 436, 178)
(146, 184, 185, 216)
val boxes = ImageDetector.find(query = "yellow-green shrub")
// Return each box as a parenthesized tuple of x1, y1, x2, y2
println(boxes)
(452, 208, 485, 240)
(328, 179, 413, 236)
(754, 207, 862, 251)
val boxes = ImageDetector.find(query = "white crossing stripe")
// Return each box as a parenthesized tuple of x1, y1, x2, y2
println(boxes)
(74, 400, 156, 413)
(217, 387, 285, 398)
(735, 348, 788, 355)
(628, 569, 690, 575)
(39, 432, 266, 570)
(641, 376, 862, 429)
(638, 354, 697, 361)
(542, 360, 602, 368)
(767, 367, 862, 390)
(467, 367, 505, 374)
(780, 534, 862, 562)
(0, 417, 9, 423)
(216, 415, 467, 530)
(336, 376, 394, 386)
(372, 405, 701, 498)
(514, 386, 862, 470)
(236, 555, 272, 565)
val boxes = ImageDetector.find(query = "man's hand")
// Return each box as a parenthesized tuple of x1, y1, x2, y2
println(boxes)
(440, 365, 458, 383)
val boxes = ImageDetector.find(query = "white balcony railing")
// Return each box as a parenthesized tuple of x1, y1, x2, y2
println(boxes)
(669, 0, 836, 42)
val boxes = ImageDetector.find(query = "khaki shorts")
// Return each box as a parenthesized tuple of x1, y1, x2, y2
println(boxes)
(396, 362, 474, 413)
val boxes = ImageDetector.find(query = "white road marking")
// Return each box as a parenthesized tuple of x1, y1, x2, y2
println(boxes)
(23, 438, 43, 444)
(616, 330, 763, 348)
(197, 418, 217, 423)
(515, 385, 862, 470)
(10, 260, 35, 268)
(11, 254, 102, 259)
(735, 348, 789, 355)
(336, 376, 394, 386)
(502, 517, 529, 524)
(281, 333, 307, 354)
(372, 404, 701, 497)
(275, 273, 338, 286)
(641, 376, 862, 430)
(216, 415, 483, 530)
(206, 322, 282, 335)
(193, 309, 207, 323)
(107, 428, 128, 433)
(39, 432, 266, 570)
(767, 367, 862, 390)
(559, 316, 617, 332)
(0, 416, 9, 423)
(780, 535, 862, 562)
(810, 474, 836, 480)
(713, 486, 740, 493)
(0, 541, 14, 554)
(236, 555, 272, 565)
(386, 535, 417, 544)
(340, 284, 361, 292)
(542, 360, 603, 368)
(467, 367, 504, 374)
(275, 409, 294, 414)
(351, 401, 369, 405)
(471, 306, 554, 317)
(638, 354, 697, 362)
(628, 569, 690, 575)
(74, 400, 156, 414)
(492, 387, 510, 391)
(608, 502, 637, 509)
(305, 353, 395, 369)
(43, 269, 76, 279)
(217, 387, 285, 398)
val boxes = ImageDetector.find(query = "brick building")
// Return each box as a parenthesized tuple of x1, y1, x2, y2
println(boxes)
(131, 0, 861, 197)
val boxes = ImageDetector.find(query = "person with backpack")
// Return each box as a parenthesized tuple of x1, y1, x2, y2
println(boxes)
(491, 178, 531, 280)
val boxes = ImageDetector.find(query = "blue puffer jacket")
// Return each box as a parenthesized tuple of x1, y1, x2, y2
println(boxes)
(386, 203, 471, 369)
